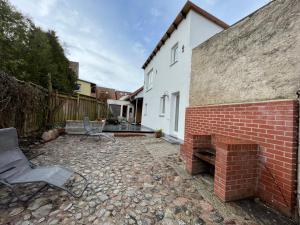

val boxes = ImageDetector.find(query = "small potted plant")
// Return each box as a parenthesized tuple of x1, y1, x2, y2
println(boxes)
(155, 129, 162, 138)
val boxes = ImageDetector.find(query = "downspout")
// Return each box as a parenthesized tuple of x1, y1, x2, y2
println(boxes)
(297, 90, 300, 221)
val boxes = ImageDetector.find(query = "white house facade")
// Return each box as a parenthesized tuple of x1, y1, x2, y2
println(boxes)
(107, 99, 135, 122)
(141, 1, 228, 140)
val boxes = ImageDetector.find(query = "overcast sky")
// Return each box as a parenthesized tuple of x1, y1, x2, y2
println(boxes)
(10, 0, 270, 92)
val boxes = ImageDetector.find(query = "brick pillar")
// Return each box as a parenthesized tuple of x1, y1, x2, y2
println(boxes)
(214, 142, 259, 201)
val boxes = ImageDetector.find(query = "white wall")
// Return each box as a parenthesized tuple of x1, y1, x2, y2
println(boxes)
(189, 11, 224, 49)
(142, 10, 224, 140)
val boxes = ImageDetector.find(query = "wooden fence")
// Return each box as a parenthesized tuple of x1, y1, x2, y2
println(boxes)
(0, 73, 107, 137)
(50, 92, 107, 125)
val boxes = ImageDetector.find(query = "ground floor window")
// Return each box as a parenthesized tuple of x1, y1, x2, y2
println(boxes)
(174, 93, 180, 132)
(144, 103, 148, 116)
(122, 105, 128, 118)
(109, 104, 121, 118)
(160, 96, 166, 116)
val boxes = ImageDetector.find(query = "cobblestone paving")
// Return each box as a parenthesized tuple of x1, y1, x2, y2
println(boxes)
(0, 135, 257, 225)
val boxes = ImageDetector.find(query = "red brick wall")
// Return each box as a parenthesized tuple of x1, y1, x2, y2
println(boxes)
(182, 100, 298, 216)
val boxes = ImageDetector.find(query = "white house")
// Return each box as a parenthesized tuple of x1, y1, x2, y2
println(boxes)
(141, 1, 229, 140)
(107, 86, 144, 124)
(107, 99, 135, 122)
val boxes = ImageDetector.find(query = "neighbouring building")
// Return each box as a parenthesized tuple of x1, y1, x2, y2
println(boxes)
(130, 87, 144, 124)
(116, 91, 132, 100)
(107, 99, 135, 122)
(107, 87, 143, 124)
(181, 0, 300, 217)
(69, 61, 79, 78)
(75, 79, 96, 97)
(141, 1, 229, 141)
(96, 86, 132, 103)
(69, 61, 96, 97)
(96, 86, 117, 102)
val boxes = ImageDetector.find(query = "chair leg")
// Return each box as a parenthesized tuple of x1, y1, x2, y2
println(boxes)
(96, 135, 101, 142)
(20, 184, 49, 202)
(56, 172, 89, 198)
(0, 180, 48, 202)
(0, 172, 88, 201)
(100, 133, 116, 142)
(80, 133, 89, 141)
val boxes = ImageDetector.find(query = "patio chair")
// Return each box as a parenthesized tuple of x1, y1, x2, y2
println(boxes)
(0, 128, 88, 202)
(82, 116, 116, 142)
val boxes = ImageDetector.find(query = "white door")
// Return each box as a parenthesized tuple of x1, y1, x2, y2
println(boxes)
(170, 92, 180, 137)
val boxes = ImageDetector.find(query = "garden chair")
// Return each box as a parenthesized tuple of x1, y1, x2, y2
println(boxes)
(0, 128, 88, 202)
(82, 116, 116, 142)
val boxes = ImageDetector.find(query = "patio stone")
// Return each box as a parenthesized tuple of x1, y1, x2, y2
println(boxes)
(9, 207, 24, 216)
(32, 204, 53, 218)
(0, 135, 261, 225)
(75, 212, 82, 220)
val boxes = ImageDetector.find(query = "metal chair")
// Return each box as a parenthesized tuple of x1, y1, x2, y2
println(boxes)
(0, 128, 88, 202)
(82, 116, 116, 142)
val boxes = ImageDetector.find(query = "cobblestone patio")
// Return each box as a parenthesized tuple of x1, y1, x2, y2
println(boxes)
(0, 135, 269, 225)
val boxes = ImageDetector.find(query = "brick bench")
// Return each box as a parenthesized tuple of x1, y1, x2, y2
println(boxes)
(183, 133, 259, 202)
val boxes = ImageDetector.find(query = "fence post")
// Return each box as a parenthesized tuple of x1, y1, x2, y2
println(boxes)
(76, 94, 80, 120)
(46, 73, 52, 125)
(96, 101, 99, 119)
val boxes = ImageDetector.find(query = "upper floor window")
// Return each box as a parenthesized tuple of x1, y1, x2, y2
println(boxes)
(170, 43, 178, 65)
(146, 69, 154, 91)
(75, 83, 81, 91)
(91, 84, 96, 93)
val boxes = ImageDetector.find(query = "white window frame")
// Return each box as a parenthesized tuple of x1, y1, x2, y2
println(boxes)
(170, 42, 178, 65)
(159, 96, 166, 116)
(144, 103, 148, 116)
(146, 69, 154, 91)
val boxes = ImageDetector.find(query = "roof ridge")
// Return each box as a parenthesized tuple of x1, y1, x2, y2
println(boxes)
(142, 1, 229, 69)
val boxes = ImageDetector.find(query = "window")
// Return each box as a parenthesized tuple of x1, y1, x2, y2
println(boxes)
(91, 84, 96, 93)
(144, 103, 148, 116)
(122, 105, 128, 117)
(171, 43, 178, 65)
(75, 83, 81, 91)
(109, 104, 121, 118)
(146, 69, 154, 91)
(160, 96, 166, 116)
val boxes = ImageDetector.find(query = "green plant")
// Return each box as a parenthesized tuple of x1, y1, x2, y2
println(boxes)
(0, 71, 48, 136)
(0, 0, 76, 93)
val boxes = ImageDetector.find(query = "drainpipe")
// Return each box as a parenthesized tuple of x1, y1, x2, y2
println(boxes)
(297, 90, 300, 221)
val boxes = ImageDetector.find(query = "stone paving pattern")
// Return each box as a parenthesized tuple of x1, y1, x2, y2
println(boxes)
(0, 135, 259, 225)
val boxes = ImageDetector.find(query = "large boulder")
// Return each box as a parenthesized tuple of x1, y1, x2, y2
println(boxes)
(42, 129, 59, 142)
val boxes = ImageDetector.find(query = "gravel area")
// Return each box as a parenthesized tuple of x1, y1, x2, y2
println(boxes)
(0, 135, 260, 225)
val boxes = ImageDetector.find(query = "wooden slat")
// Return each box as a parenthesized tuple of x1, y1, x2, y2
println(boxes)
(194, 152, 215, 165)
